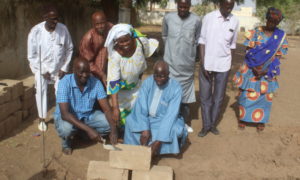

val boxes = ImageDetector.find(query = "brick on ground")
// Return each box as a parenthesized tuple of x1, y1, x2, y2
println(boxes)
(109, 144, 151, 171)
(22, 86, 35, 100)
(0, 98, 21, 122)
(87, 161, 129, 180)
(22, 110, 29, 120)
(0, 112, 23, 138)
(22, 97, 35, 110)
(29, 105, 37, 116)
(20, 75, 35, 88)
(0, 79, 24, 100)
(0, 88, 11, 104)
(132, 165, 173, 180)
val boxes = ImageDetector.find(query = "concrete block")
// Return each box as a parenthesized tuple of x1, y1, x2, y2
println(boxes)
(20, 75, 35, 88)
(29, 105, 37, 116)
(87, 161, 129, 180)
(22, 97, 35, 110)
(14, 111, 22, 123)
(0, 79, 24, 100)
(0, 89, 11, 104)
(0, 98, 21, 122)
(22, 86, 35, 100)
(22, 110, 29, 120)
(132, 165, 173, 180)
(109, 144, 151, 171)
(0, 113, 22, 138)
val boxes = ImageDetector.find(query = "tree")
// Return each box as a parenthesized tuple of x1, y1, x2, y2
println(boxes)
(256, 0, 300, 35)
(202, 0, 245, 8)
(135, 0, 169, 10)
(193, 0, 245, 16)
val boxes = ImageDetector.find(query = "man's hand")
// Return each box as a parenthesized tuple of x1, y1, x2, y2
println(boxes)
(58, 70, 66, 80)
(109, 127, 118, 145)
(86, 127, 102, 142)
(149, 141, 162, 157)
(112, 107, 120, 126)
(42, 72, 51, 81)
(201, 63, 211, 81)
(101, 75, 107, 89)
(140, 130, 151, 146)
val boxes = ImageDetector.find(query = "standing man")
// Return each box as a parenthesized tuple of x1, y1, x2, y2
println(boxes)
(79, 11, 113, 86)
(162, 0, 201, 133)
(198, 0, 239, 137)
(27, 5, 73, 122)
(54, 58, 117, 154)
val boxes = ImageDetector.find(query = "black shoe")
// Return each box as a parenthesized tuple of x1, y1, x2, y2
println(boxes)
(198, 129, 209, 137)
(210, 127, 220, 135)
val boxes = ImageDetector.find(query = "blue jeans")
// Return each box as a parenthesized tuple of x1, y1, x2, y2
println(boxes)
(54, 110, 110, 149)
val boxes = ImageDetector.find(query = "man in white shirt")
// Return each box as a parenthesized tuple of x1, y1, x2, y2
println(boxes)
(198, 0, 239, 137)
(27, 5, 73, 122)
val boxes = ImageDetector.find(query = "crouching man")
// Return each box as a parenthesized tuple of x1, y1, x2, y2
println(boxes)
(54, 57, 117, 155)
(124, 61, 187, 156)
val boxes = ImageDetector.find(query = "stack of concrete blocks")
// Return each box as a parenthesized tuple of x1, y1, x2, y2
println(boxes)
(87, 144, 173, 180)
(0, 75, 55, 139)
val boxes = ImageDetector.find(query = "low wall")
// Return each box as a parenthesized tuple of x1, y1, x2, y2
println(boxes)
(0, 76, 55, 139)
(0, 0, 119, 79)
(138, 9, 260, 32)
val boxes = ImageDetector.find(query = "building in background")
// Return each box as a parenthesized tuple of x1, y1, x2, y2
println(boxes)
(139, 0, 259, 32)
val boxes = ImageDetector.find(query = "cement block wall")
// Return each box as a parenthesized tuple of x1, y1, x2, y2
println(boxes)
(0, 0, 119, 79)
(0, 76, 55, 139)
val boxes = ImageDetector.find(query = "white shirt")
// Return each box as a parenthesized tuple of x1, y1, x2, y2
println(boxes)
(27, 21, 73, 75)
(198, 10, 239, 72)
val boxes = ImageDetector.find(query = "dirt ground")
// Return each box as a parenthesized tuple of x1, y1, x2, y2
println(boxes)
(1, 26, 300, 180)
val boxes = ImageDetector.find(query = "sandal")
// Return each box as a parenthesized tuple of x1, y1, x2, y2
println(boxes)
(238, 121, 246, 130)
(256, 123, 265, 132)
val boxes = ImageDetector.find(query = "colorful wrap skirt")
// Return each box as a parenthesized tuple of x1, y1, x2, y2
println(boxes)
(233, 63, 279, 123)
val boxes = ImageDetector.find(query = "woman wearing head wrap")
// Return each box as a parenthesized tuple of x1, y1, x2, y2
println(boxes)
(233, 7, 288, 132)
(104, 24, 159, 126)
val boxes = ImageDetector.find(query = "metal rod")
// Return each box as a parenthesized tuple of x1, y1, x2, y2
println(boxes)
(39, 45, 47, 174)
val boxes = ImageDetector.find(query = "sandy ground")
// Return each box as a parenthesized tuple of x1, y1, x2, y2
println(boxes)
(1, 26, 300, 180)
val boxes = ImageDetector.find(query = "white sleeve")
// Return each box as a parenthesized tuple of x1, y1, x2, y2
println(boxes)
(198, 15, 207, 45)
(230, 20, 239, 49)
(60, 26, 73, 72)
(27, 27, 39, 74)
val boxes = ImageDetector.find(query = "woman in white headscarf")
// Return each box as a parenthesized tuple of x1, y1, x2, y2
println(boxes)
(104, 24, 159, 126)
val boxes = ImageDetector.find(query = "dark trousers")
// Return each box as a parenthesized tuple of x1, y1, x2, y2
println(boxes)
(199, 69, 229, 130)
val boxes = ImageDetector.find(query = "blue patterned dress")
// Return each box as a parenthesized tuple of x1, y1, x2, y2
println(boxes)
(233, 27, 288, 123)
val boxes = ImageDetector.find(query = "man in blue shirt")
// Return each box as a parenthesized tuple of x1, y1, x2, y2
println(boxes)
(54, 57, 117, 155)
(124, 61, 187, 156)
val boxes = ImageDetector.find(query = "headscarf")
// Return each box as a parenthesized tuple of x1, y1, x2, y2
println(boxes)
(266, 7, 284, 24)
(104, 23, 146, 55)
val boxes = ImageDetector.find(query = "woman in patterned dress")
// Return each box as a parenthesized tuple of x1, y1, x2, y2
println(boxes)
(104, 24, 159, 126)
(233, 7, 288, 132)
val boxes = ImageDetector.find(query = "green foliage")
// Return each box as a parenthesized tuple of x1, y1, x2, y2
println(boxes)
(193, 0, 245, 17)
(135, 0, 169, 8)
(256, 0, 300, 34)
(201, 0, 245, 5)
(192, 3, 215, 17)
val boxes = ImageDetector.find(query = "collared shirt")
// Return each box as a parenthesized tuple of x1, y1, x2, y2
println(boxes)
(79, 23, 113, 79)
(55, 74, 107, 119)
(198, 10, 239, 72)
(27, 21, 73, 75)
